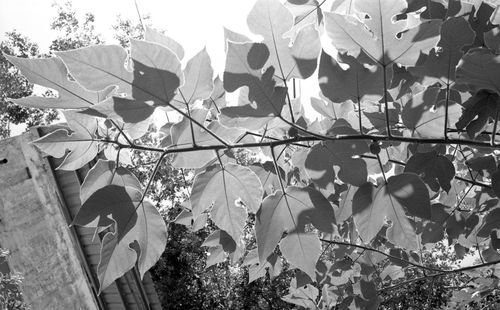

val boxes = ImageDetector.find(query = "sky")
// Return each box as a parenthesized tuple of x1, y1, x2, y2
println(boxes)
(0, 0, 258, 73)
(0, 0, 323, 134)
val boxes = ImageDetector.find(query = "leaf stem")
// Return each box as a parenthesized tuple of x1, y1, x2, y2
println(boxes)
(382, 65, 392, 138)
(138, 152, 167, 206)
(444, 82, 450, 140)
(357, 96, 363, 135)
(376, 151, 388, 183)
(491, 98, 500, 146)
(270, 146, 286, 194)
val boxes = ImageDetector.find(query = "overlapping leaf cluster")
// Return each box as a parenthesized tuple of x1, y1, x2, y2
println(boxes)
(7, 0, 500, 308)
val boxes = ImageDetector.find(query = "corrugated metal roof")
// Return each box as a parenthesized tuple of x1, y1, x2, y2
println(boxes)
(35, 127, 163, 310)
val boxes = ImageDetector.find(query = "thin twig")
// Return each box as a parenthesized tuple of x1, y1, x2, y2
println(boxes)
(320, 239, 442, 273)
(110, 119, 134, 146)
(379, 258, 500, 293)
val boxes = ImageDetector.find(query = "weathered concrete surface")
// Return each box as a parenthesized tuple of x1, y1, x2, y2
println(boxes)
(0, 131, 98, 310)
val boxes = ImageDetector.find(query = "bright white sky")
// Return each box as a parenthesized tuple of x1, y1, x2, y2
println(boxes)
(0, 0, 258, 73)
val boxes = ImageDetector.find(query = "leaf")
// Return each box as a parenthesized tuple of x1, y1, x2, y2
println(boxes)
(285, 0, 323, 31)
(456, 48, 500, 94)
(32, 111, 98, 170)
(97, 198, 167, 292)
(190, 163, 263, 242)
(169, 109, 243, 168)
(402, 87, 462, 138)
(55, 45, 132, 93)
(280, 232, 321, 279)
(202, 230, 245, 267)
(281, 283, 319, 309)
(336, 185, 356, 223)
(4, 53, 111, 109)
(223, 27, 251, 47)
(80, 97, 155, 125)
(202, 230, 237, 253)
(129, 39, 183, 105)
(466, 155, 497, 177)
(73, 185, 138, 240)
(255, 186, 335, 262)
(55, 40, 183, 106)
(410, 17, 475, 86)
(206, 246, 226, 267)
(172, 209, 208, 232)
(478, 208, 500, 237)
(219, 42, 286, 130)
(249, 161, 286, 197)
(80, 159, 141, 204)
(324, 0, 442, 66)
(305, 125, 369, 190)
(174, 48, 214, 105)
(404, 151, 455, 193)
(353, 279, 381, 310)
(454, 90, 500, 139)
(352, 173, 431, 249)
(247, 0, 320, 79)
(242, 249, 282, 283)
(202, 76, 226, 112)
(380, 265, 405, 281)
(318, 50, 385, 103)
(144, 26, 185, 60)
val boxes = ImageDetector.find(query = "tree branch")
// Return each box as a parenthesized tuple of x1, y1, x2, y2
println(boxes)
(319, 239, 442, 273)
(379, 259, 500, 293)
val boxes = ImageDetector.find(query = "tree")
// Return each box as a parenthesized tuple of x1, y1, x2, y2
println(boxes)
(6, 0, 500, 309)
(49, 1, 103, 51)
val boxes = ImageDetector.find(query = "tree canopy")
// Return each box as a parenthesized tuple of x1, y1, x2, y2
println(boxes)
(5, 0, 500, 309)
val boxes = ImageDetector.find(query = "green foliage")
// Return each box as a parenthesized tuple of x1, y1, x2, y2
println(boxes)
(7, 0, 500, 309)
(49, 1, 103, 51)
(0, 249, 28, 310)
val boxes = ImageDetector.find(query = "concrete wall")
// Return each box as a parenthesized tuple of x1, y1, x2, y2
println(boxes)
(0, 131, 98, 310)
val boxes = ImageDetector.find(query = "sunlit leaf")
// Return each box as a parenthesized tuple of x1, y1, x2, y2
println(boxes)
(255, 186, 335, 262)
(55, 45, 132, 93)
(220, 42, 286, 130)
(174, 48, 213, 105)
(32, 111, 98, 170)
(247, 0, 320, 79)
(281, 282, 319, 309)
(190, 163, 263, 242)
(4, 53, 111, 109)
(144, 26, 185, 60)
(353, 173, 431, 249)
(324, 0, 442, 66)
(97, 198, 167, 292)
(456, 48, 500, 94)
(280, 232, 321, 279)
(402, 87, 462, 138)
(242, 249, 282, 283)
(169, 109, 243, 168)
(80, 159, 141, 203)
